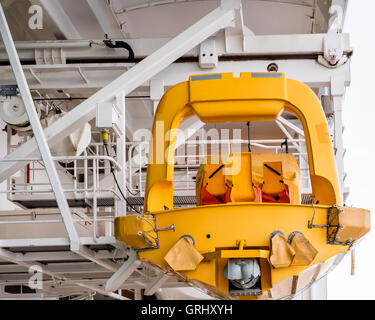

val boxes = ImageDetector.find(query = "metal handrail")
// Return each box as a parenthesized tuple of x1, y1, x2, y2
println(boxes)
(0, 155, 122, 171)
(0, 188, 122, 199)
(0, 217, 114, 225)
(3, 154, 123, 239)
(126, 138, 310, 195)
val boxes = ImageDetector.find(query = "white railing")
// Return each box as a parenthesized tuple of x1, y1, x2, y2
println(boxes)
(127, 138, 311, 197)
(2, 153, 122, 239)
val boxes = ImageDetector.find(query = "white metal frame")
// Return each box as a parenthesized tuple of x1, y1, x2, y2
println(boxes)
(0, 0, 241, 183)
(0, 3, 80, 250)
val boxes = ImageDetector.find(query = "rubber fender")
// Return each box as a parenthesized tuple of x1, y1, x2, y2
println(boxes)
(288, 231, 318, 266)
(269, 231, 295, 268)
(164, 236, 203, 271)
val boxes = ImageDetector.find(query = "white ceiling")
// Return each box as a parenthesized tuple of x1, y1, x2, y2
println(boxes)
(0, 0, 344, 138)
(1, 0, 338, 41)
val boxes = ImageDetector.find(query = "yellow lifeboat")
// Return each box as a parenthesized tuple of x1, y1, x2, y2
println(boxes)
(114, 72, 370, 299)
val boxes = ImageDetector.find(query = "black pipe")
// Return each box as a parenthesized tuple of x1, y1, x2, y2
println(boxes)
(103, 40, 135, 62)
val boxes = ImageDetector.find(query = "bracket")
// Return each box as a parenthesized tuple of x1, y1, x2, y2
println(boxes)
(318, 32, 352, 68)
(326, 206, 350, 245)
(136, 213, 175, 252)
(222, 0, 254, 53)
(96, 101, 123, 138)
(199, 37, 218, 69)
(308, 205, 350, 246)
(105, 249, 141, 292)
(324, 32, 344, 65)
(35, 47, 66, 65)
(0, 84, 18, 97)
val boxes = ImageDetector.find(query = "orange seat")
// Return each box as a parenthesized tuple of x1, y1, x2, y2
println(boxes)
(196, 160, 232, 206)
(260, 161, 290, 203)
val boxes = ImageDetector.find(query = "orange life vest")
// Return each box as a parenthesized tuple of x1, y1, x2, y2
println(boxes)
(253, 185, 263, 203)
(201, 184, 232, 205)
(201, 184, 263, 205)
(260, 183, 290, 203)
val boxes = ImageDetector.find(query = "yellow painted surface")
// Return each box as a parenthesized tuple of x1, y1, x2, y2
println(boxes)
(117, 204, 343, 288)
(230, 153, 256, 202)
(116, 202, 369, 296)
(204, 249, 270, 260)
(262, 161, 285, 195)
(202, 163, 227, 197)
(114, 213, 157, 249)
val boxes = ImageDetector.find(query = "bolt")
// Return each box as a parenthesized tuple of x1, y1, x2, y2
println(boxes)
(267, 63, 278, 72)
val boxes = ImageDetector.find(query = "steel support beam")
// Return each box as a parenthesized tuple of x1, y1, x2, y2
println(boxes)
(86, 0, 124, 38)
(0, 247, 65, 281)
(144, 273, 169, 296)
(0, 250, 126, 263)
(105, 249, 141, 292)
(0, 0, 239, 183)
(0, 60, 350, 91)
(73, 245, 118, 273)
(115, 92, 127, 216)
(76, 282, 129, 300)
(0, 4, 80, 250)
(154, 59, 350, 89)
(275, 120, 307, 162)
(0, 33, 351, 62)
(330, 76, 346, 197)
(0, 262, 112, 274)
(277, 116, 305, 136)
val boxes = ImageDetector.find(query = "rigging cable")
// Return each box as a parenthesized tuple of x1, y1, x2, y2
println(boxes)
(247, 121, 251, 152)
(102, 130, 140, 213)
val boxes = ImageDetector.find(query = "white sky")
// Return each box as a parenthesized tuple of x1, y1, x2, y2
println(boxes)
(327, 0, 375, 299)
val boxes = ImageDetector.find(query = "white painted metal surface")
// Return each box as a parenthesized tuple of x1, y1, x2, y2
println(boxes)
(0, 3, 80, 250)
(0, 0, 240, 183)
